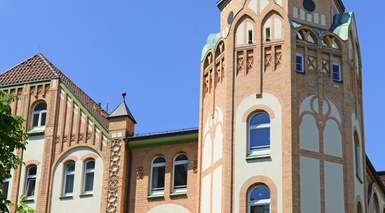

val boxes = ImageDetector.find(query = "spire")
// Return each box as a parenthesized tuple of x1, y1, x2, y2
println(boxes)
(108, 93, 137, 123)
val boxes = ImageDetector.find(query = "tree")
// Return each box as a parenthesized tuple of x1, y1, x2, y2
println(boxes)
(0, 91, 27, 212)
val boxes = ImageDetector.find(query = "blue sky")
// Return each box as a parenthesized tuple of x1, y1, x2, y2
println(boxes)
(0, 1, 384, 169)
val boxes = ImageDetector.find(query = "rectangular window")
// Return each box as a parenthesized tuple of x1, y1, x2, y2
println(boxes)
(64, 174, 74, 194)
(355, 145, 362, 180)
(25, 166, 37, 199)
(265, 28, 271, 42)
(248, 30, 253, 44)
(332, 63, 342, 82)
(296, 54, 304, 73)
(32, 113, 40, 128)
(249, 126, 270, 151)
(2, 179, 9, 200)
(174, 164, 188, 190)
(151, 166, 165, 194)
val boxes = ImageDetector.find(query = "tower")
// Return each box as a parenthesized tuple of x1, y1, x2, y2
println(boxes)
(198, 0, 364, 212)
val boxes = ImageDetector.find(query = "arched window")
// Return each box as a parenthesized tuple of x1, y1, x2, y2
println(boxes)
(248, 112, 271, 155)
(82, 159, 95, 194)
(150, 157, 166, 196)
(25, 165, 37, 199)
(248, 185, 271, 213)
(31, 102, 47, 129)
(172, 154, 188, 193)
(63, 161, 75, 196)
(354, 132, 362, 180)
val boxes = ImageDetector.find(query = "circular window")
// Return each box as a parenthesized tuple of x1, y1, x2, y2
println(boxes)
(303, 0, 316, 12)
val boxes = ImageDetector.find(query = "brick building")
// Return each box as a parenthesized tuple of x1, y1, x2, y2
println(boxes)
(0, 0, 384, 212)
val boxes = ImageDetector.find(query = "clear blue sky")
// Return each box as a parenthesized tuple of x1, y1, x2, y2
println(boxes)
(0, 1, 384, 169)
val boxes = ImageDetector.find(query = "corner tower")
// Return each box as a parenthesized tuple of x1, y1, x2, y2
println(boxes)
(198, 0, 364, 212)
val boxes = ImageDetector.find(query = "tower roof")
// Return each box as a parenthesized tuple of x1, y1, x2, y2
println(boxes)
(0, 53, 109, 129)
(108, 96, 136, 124)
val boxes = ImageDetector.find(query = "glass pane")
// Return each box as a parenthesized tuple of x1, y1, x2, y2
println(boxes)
(66, 162, 75, 172)
(32, 114, 39, 127)
(28, 166, 37, 176)
(250, 128, 270, 150)
(151, 166, 165, 190)
(250, 185, 270, 202)
(40, 112, 46, 126)
(153, 157, 165, 164)
(174, 164, 188, 188)
(250, 205, 270, 213)
(34, 102, 47, 111)
(86, 161, 95, 170)
(332, 65, 340, 80)
(175, 155, 188, 161)
(2, 181, 9, 199)
(250, 113, 270, 126)
(84, 173, 94, 192)
(65, 174, 74, 194)
(26, 179, 36, 197)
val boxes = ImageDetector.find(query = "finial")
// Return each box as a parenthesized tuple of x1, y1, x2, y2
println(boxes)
(122, 92, 127, 101)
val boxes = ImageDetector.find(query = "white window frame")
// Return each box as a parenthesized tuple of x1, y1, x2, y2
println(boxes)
(25, 165, 37, 200)
(247, 112, 271, 156)
(295, 53, 305, 73)
(332, 63, 342, 82)
(62, 161, 75, 197)
(149, 157, 166, 196)
(248, 186, 271, 213)
(31, 103, 47, 130)
(82, 159, 95, 195)
(2, 177, 11, 200)
(172, 154, 188, 194)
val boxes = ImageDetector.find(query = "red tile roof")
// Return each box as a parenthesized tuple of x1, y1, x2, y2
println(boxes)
(0, 53, 109, 129)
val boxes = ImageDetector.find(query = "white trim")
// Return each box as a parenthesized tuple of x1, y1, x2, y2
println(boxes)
(25, 165, 37, 200)
(149, 157, 166, 196)
(296, 53, 305, 73)
(172, 154, 188, 193)
(247, 112, 271, 155)
(62, 161, 75, 197)
(82, 159, 95, 195)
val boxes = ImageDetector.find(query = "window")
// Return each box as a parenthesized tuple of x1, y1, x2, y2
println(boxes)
(82, 159, 95, 194)
(172, 154, 188, 193)
(296, 54, 304, 73)
(25, 165, 37, 199)
(248, 112, 271, 155)
(354, 133, 362, 180)
(332, 63, 342, 82)
(248, 30, 253, 44)
(63, 161, 75, 197)
(2, 178, 10, 200)
(248, 185, 271, 213)
(357, 202, 363, 213)
(150, 157, 166, 196)
(265, 28, 271, 42)
(374, 194, 380, 213)
(31, 102, 47, 129)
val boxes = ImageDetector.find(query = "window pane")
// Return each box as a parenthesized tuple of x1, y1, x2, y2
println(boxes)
(296, 56, 303, 72)
(175, 155, 188, 161)
(2, 181, 9, 199)
(153, 157, 165, 164)
(86, 161, 95, 170)
(332, 65, 341, 81)
(34, 103, 47, 111)
(84, 173, 94, 192)
(26, 179, 36, 197)
(250, 185, 270, 202)
(250, 205, 270, 213)
(250, 113, 270, 126)
(32, 114, 39, 127)
(151, 166, 165, 190)
(28, 166, 37, 176)
(174, 164, 188, 188)
(65, 175, 74, 194)
(66, 162, 75, 172)
(40, 112, 46, 126)
(250, 128, 270, 150)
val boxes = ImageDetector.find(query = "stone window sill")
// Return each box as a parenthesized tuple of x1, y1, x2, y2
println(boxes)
(28, 128, 45, 136)
(170, 191, 187, 198)
(80, 193, 93, 198)
(59, 195, 73, 200)
(147, 194, 164, 200)
(246, 150, 271, 160)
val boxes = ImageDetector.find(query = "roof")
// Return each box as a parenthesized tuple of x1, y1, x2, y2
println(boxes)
(331, 12, 353, 41)
(201, 33, 222, 61)
(0, 53, 109, 129)
(108, 100, 136, 123)
(366, 156, 385, 194)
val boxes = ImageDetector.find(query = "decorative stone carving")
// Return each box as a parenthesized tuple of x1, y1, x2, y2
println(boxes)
(274, 46, 282, 70)
(237, 51, 245, 75)
(136, 167, 144, 179)
(322, 59, 330, 75)
(107, 139, 122, 213)
(246, 50, 254, 73)
(264, 47, 272, 71)
(308, 56, 317, 71)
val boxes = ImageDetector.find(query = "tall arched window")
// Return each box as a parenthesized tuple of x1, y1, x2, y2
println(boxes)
(63, 161, 75, 197)
(31, 102, 47, 129)
(150, 157, 166, 196)
(248, 112, 271, 155)
(25, 165, 37, 199)
(172, 154, 188, 193)
(82, 159, 95, 194)
(354, 132, 362, 180)
(248, 185, 271, 213)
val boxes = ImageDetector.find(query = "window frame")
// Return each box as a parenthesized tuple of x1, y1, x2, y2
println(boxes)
(25, 165, 37, 200)
(149, 156, 166, 197)
(248, 185, 271, 213)
(31, 102, 47, 130)
(82, 159, 95, 195)
(172, 154, 189, 194)
(295, 53, 305, 73)
(332, 63, 343, 82)
(247, 112, 271, 157)
(62, 161, 76, 197)
(2, 177, 10, 200)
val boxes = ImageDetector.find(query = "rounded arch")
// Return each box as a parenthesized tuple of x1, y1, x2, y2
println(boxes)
(321, 33, 343, 49)
(295, 27, 318, 44)
(214, 40, 225, 57)
(239, 176, 277, 213)
(147, 204, 190, 213)
(173, 152, 188, 162)
(203, 52, 214, 70)
(52, 146, 102, 173)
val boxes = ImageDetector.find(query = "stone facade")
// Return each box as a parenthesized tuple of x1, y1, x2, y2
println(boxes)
(0, 0, 384, 213)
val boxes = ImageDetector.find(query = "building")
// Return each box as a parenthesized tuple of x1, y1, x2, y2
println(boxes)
(0, 0, 384, 212)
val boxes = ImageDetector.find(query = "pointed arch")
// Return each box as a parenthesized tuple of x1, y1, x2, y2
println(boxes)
(260, 10, 284, 43)
(234, 15, 256, 47)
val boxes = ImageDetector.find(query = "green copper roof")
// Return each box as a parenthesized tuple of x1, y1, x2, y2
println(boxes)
(201, 33, 222, 62)
(332, 12, 353, 41)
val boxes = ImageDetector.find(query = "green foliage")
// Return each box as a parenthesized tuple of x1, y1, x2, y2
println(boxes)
(10, 195, 35, 213)
(0, 91, 28, 212)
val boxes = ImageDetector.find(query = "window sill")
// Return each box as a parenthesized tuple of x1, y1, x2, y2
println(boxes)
(28, 128, 45, 136)
(80, 193, 93, 198)
(59, 195, 73, 200)
(147, 194, 165, 200)
(24, 198, 35, 203)
(246, 150, 271, 160)
(170, 191, 187, 198)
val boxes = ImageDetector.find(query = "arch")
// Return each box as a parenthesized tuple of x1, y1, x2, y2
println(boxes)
(261, 11, 283, 42)
(203, 52, 214, 69)
(248, 184, 271, 213)
(296, 27, 318, 44)
(31, 100, 47, 129)
(321, 33, 343, 49)
(247, 111, 271, 155)
(149, 156, 166, 195)
(172, 153, 189, 193)
(52, 146, 102, 172)
(214, 40, 225, 57)
(242, 105, 276, 122)
(239, 176, 277, 213)
(147, 204, 190, 213)
(235, 15, 256, 47)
